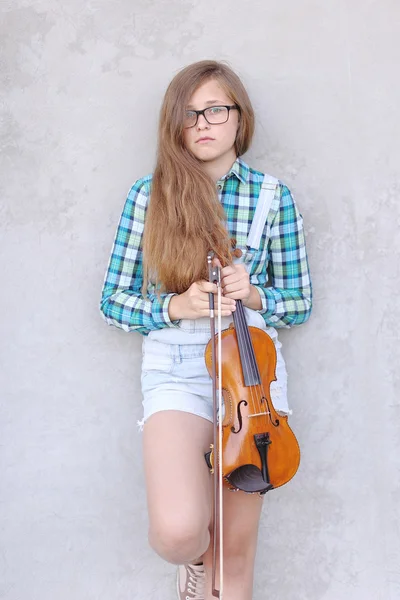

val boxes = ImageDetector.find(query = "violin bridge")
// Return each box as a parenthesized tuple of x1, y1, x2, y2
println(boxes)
(248, 412, 270, 418)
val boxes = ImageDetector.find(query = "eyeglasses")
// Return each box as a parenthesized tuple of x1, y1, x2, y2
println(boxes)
(184, 105, 239, 128)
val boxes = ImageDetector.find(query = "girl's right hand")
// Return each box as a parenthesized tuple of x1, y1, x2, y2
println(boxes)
(168, 280, 236, 321)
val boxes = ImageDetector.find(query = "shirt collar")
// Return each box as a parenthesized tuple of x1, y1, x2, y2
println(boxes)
(220, 157, 250, 185)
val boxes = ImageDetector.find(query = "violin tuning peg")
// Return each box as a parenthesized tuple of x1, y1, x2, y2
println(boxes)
(230, 237, 237, 248)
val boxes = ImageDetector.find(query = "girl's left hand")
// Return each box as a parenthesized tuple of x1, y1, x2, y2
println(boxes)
(220, 263, 252, 302)
(212, 258, 262, 310)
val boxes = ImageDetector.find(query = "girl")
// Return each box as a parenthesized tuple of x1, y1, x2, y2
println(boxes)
(100, 60, 312, 600)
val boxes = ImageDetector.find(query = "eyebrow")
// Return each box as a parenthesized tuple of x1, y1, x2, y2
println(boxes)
(186, 99, 226, 109)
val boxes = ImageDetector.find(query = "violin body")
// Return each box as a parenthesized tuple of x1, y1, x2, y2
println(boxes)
(205, 315, 300, 494)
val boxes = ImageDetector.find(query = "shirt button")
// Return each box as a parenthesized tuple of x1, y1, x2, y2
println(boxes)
(217, 184, 222, 190)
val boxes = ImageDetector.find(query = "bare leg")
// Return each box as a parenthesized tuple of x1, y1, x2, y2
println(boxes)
(143, 410, 213, 565)
(143, 409, 264, 598)
(203, 487, 264, 600)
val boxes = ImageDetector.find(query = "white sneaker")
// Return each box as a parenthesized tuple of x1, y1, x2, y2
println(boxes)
(176, 563, 205, 600)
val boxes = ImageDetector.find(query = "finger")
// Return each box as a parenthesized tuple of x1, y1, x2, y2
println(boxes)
(201, 306, 234, 317)
(213, 294, 236, 307)
(197, 281, 218, 294)
(198, 294, 234, 314)
(215, 306, 235, 316)
(222, 289, 249, 300)
(220, 264, 236, 278)
(221, 274, 242, 289)
(216, 310, 235, 317)
(221, 271, 248, 292)
(223, 278, 247, 292)
(212, 256, 222, 269)
(223, 291, 242, 300)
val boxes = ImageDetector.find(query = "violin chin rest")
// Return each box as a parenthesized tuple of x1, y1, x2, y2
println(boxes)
(226, 465, 274, 494)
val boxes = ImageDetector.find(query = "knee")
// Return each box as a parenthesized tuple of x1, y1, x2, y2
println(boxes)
(149, 516, 210, 565)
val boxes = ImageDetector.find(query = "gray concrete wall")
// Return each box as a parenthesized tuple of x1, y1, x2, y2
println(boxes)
(1, 1, 399, 599)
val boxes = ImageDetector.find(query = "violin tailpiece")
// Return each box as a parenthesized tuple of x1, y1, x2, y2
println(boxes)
(254, 432, 273, 489)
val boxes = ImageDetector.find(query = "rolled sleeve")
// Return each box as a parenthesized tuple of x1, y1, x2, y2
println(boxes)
(255, 184, 312, 329)
(100, 177, 181, 336)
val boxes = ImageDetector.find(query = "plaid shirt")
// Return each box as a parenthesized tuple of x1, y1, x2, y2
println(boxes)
(100, 158, 312, 335)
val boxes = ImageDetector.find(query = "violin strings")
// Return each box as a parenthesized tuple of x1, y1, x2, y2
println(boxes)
(240, 297, 274, 418)
(235, 301, 269, 422)
(234, 301, 259, 416)
(243, 304, 266, 421)
(233, 302, 255, 415)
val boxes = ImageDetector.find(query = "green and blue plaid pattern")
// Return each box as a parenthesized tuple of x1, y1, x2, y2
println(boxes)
(100, 158, 312, 335)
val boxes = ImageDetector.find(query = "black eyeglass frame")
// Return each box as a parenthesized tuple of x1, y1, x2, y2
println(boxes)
(184, 104, 240, 128)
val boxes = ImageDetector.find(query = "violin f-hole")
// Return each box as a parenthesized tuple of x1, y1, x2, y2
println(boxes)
(231, 399, 248, 433)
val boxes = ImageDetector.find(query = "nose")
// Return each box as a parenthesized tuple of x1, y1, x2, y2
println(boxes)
(196, 113, 210, 129)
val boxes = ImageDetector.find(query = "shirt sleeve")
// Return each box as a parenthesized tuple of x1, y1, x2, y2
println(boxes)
(99, 178, 179, 335)
(252, 184, 312, 328)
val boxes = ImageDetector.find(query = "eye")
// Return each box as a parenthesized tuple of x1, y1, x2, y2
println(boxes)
(208, 106, 224, 114)
(185, 110, 196, 119)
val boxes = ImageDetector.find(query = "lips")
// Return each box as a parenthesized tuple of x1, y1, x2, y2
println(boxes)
(196, 137, 215, 143)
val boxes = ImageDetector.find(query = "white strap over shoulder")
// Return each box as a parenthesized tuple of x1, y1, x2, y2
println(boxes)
(246, 174, 279, 249)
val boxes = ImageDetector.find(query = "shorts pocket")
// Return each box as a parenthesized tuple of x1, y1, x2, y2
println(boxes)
(175, 319, 195, 333)
(141, 340, 174, 374)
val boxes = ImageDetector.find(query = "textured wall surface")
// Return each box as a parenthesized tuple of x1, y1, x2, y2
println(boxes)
(1, 1, 400, 599)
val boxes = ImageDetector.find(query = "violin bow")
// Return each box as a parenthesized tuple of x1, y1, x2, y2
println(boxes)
(207, 252, 224, 599)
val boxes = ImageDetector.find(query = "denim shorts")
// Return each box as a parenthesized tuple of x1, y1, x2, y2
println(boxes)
(139, 329, 290, 428)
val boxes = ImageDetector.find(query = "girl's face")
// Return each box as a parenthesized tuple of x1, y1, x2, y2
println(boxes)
(182, 79, 239, 167)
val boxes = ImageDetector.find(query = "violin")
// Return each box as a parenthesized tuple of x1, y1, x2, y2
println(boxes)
(204, 253, 301, 597)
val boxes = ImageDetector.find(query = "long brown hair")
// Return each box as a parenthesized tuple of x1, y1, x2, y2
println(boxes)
(142, 60, 255, 294)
